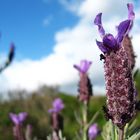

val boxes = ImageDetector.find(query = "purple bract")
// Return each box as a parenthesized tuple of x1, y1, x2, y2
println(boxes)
(73, 60, 92, 74)
(94, 13, 131, 53)
(9, 112, 28, 125)
(127, 3, 135, 20)
(94, 3, 134, 54)
(48, 98, 64, 113)
(88, 124, 99, 140)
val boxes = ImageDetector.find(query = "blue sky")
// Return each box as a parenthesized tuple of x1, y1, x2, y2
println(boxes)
(0, 0, 79, 60)
(0, 0, 140, 95)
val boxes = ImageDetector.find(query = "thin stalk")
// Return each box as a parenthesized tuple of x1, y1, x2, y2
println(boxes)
(83, 101, 88, 140)
(118, 128, 124, 140)
(52, 130, 60, 140)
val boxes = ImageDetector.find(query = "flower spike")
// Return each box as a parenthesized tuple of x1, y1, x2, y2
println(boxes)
(73, 60, 92, 74)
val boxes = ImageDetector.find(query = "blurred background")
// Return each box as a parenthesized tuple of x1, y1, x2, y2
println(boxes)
(0, 0, 140, 139)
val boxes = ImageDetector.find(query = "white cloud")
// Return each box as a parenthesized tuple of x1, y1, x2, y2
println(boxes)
(58, 0, 83, 13)
(0, 0, 139, 96)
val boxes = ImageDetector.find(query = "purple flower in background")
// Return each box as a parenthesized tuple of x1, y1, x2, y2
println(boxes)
(94, 13, 131, 53)
(73, 60, 92, 74)
(48, 98, 64, 138)
(48, 98, 64, 113)
(74, 60, 93, 103)
(88, 124, 99, 140)
(9, 112, 28, 125)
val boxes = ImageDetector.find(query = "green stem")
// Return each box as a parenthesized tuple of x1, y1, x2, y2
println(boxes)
(118, 128, 124, 140)
(83, 101, 88, 140)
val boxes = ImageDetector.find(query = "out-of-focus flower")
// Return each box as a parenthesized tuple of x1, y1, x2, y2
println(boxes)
(10, 112, 27, 140)
(50, 112, 64, 132)
(73, 60, 92, 74)
(48, 98, 64, 140)
(0, 42, 15, 73)
(94, 3, 136, 129)
(9, 112, 28, 125)
(74, 60, 93, 103)
(7, 43, 15, 65)
(48, 98, 64, 113)
(88, 124, 99, 140)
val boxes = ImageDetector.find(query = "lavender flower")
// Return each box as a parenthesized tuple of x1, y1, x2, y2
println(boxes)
(9, 112, 27, 140)
(94, 4, 136, 129)
(88, 124, 99, 140)
(48, 98, 64, 113)
(9, 112, 27, 125)
(48, 98, 64, 140)
(74, 60, 93, 103)
(74, 60, 92, 74)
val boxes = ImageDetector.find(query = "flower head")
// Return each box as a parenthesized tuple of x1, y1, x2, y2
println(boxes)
(88, 124, 99, 140)
(73, 60, 92, 74)
(48, 98, 64, 113)
(48, 99, 64, 134)
(9, 112, 28, 125)
(94, 13, 131, 53)
(74, 60, 93, 103)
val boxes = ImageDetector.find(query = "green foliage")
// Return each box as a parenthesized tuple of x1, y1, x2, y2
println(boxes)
(0, 86, 106, 140)
(0, 79, 140, 140)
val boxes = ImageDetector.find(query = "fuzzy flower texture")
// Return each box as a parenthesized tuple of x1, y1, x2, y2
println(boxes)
(74, 60, 93, 103)
(88, 123, 99, 140)
(94, 3, 136, 129)
(9, 112, 27, 125)
(48, 98, 64, 133)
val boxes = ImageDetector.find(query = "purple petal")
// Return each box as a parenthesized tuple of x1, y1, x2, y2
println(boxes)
(80, 60, 92, 73)
(116, 20, 131, 43)
(94, 13, 105, 38)
(88, 124, 98, 139)
(48, 98, 64, 113)
(103, 34, 118, 50)
(74, 60, 92, 73)
(73, 65, 82, 73)
(18, 112, 28, 123)
(127, 3, 135, 20)
(9, 113, 19, 125)
(53, 98, 64, 112)
(96, 40, 108, 53)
